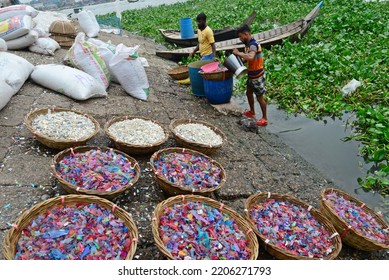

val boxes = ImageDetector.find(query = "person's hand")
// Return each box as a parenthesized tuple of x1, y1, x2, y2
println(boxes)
(233, 48, 239, 56)
(189, 51, 195, 58)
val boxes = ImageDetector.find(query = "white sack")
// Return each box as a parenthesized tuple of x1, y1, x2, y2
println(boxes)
(6, 29, 38, 50)
(29, 37, 60, 55)
(87, 10, 100, 34)
(68, 32, 110, 89)
(0, 5, 38, 22)
(87, 37, 116, 52)
(139, 57, 149, 67)
(0, 15, 32, 41)
(78, 10, 99, 38)
(110, 44, 149, 101)
(0, 37, 6, 51)
(0, 52, 34, 110)
(85, 38, 118, 82)
(32, 27, 49, 38)
(97, 45, 119, 83)
(32, 11, 68, 33)
(86, 37, 105, 47)
(30, 64, 107, 101)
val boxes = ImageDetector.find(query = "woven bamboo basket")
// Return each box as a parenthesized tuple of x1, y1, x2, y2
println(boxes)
(3, 194, 138, 260)
(49, 20, 76, 48)
(199, 69, 234, 81)
(245, 192, 342, 260)
(24, 107, 100, 150)
(168, 65, 189, 80)
(321, 188, 389, 251)
(169, 118, 227, 155)
(104, 116, 169, 155)
(152, 194, 259, 260)
(150, 147, 226, 197)
(52, 146, 140, 200)
(49, 20, 76, 37)
(50, 35, 74, 48)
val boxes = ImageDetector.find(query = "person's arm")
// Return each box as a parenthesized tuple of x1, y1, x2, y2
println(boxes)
(211, 42, 216, 59)
(189, 44, 199, 57)
(233, 48, 255, 61)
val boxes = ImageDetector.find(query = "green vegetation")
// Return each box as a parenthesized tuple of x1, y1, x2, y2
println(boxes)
(345, 106, 389, 195)
(120, 0, 316, 45)
(119, 0, 389, 196)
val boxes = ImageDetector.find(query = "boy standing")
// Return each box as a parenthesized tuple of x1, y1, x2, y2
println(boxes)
(233, 24, 267, 126)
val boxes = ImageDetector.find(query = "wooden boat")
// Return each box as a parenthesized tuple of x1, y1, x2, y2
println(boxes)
(159, 11, 257, 47)
(156, 1, 323, 62)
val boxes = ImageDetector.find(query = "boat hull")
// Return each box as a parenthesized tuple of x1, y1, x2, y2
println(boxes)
(156, 1, 323, 62)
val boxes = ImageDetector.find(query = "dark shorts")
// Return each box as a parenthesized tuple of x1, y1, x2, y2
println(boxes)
(247, 75, 266, 96)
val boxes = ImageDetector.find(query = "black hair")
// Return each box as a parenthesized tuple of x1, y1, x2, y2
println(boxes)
(237, 24, 251, 35)
(196, 12, 206, 21)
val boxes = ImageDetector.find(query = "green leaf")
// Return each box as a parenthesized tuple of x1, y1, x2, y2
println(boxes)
(373, 150, 388, 162)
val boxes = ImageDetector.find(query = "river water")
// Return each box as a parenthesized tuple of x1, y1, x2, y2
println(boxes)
(59, 0, 190, 17)
(58, 0, 388, 215)
(233, 96, 387, 211)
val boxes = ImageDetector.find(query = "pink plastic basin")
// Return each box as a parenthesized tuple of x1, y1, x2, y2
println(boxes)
(200, 62, 220, 73)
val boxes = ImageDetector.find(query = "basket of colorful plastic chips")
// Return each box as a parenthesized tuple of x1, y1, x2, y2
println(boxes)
(52, 146, 140, 200)
(321, 188, 389, 251)
(152, 194, 259, 260)
(169, 118, 227, 155)
(105, 116, 169, 155)
(150, 147, 226, 197)
(24, 107, 100, 150)
(245, 192, 342, 260)
(3, 195, 138, 260)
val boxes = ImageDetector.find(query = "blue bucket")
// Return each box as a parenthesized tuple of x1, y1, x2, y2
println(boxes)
(188, 60, 213, 97)
(204, 78, 233, 104)
(179, 18, 195, 39)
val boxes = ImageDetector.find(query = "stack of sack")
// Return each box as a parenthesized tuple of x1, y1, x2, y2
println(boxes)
(0, 5, 60, 55)
(85, 36, 150, 101)
(45, 33, 150, 101)
(0, 12, 151, 112)
(0, 5, 37, 50)
(49, 20, 77, 48)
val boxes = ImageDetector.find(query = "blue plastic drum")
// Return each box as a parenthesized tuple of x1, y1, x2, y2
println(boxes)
(179, 18, 195, 39)
(188, 60, 213, 97)
(204, 78, 233, 104)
